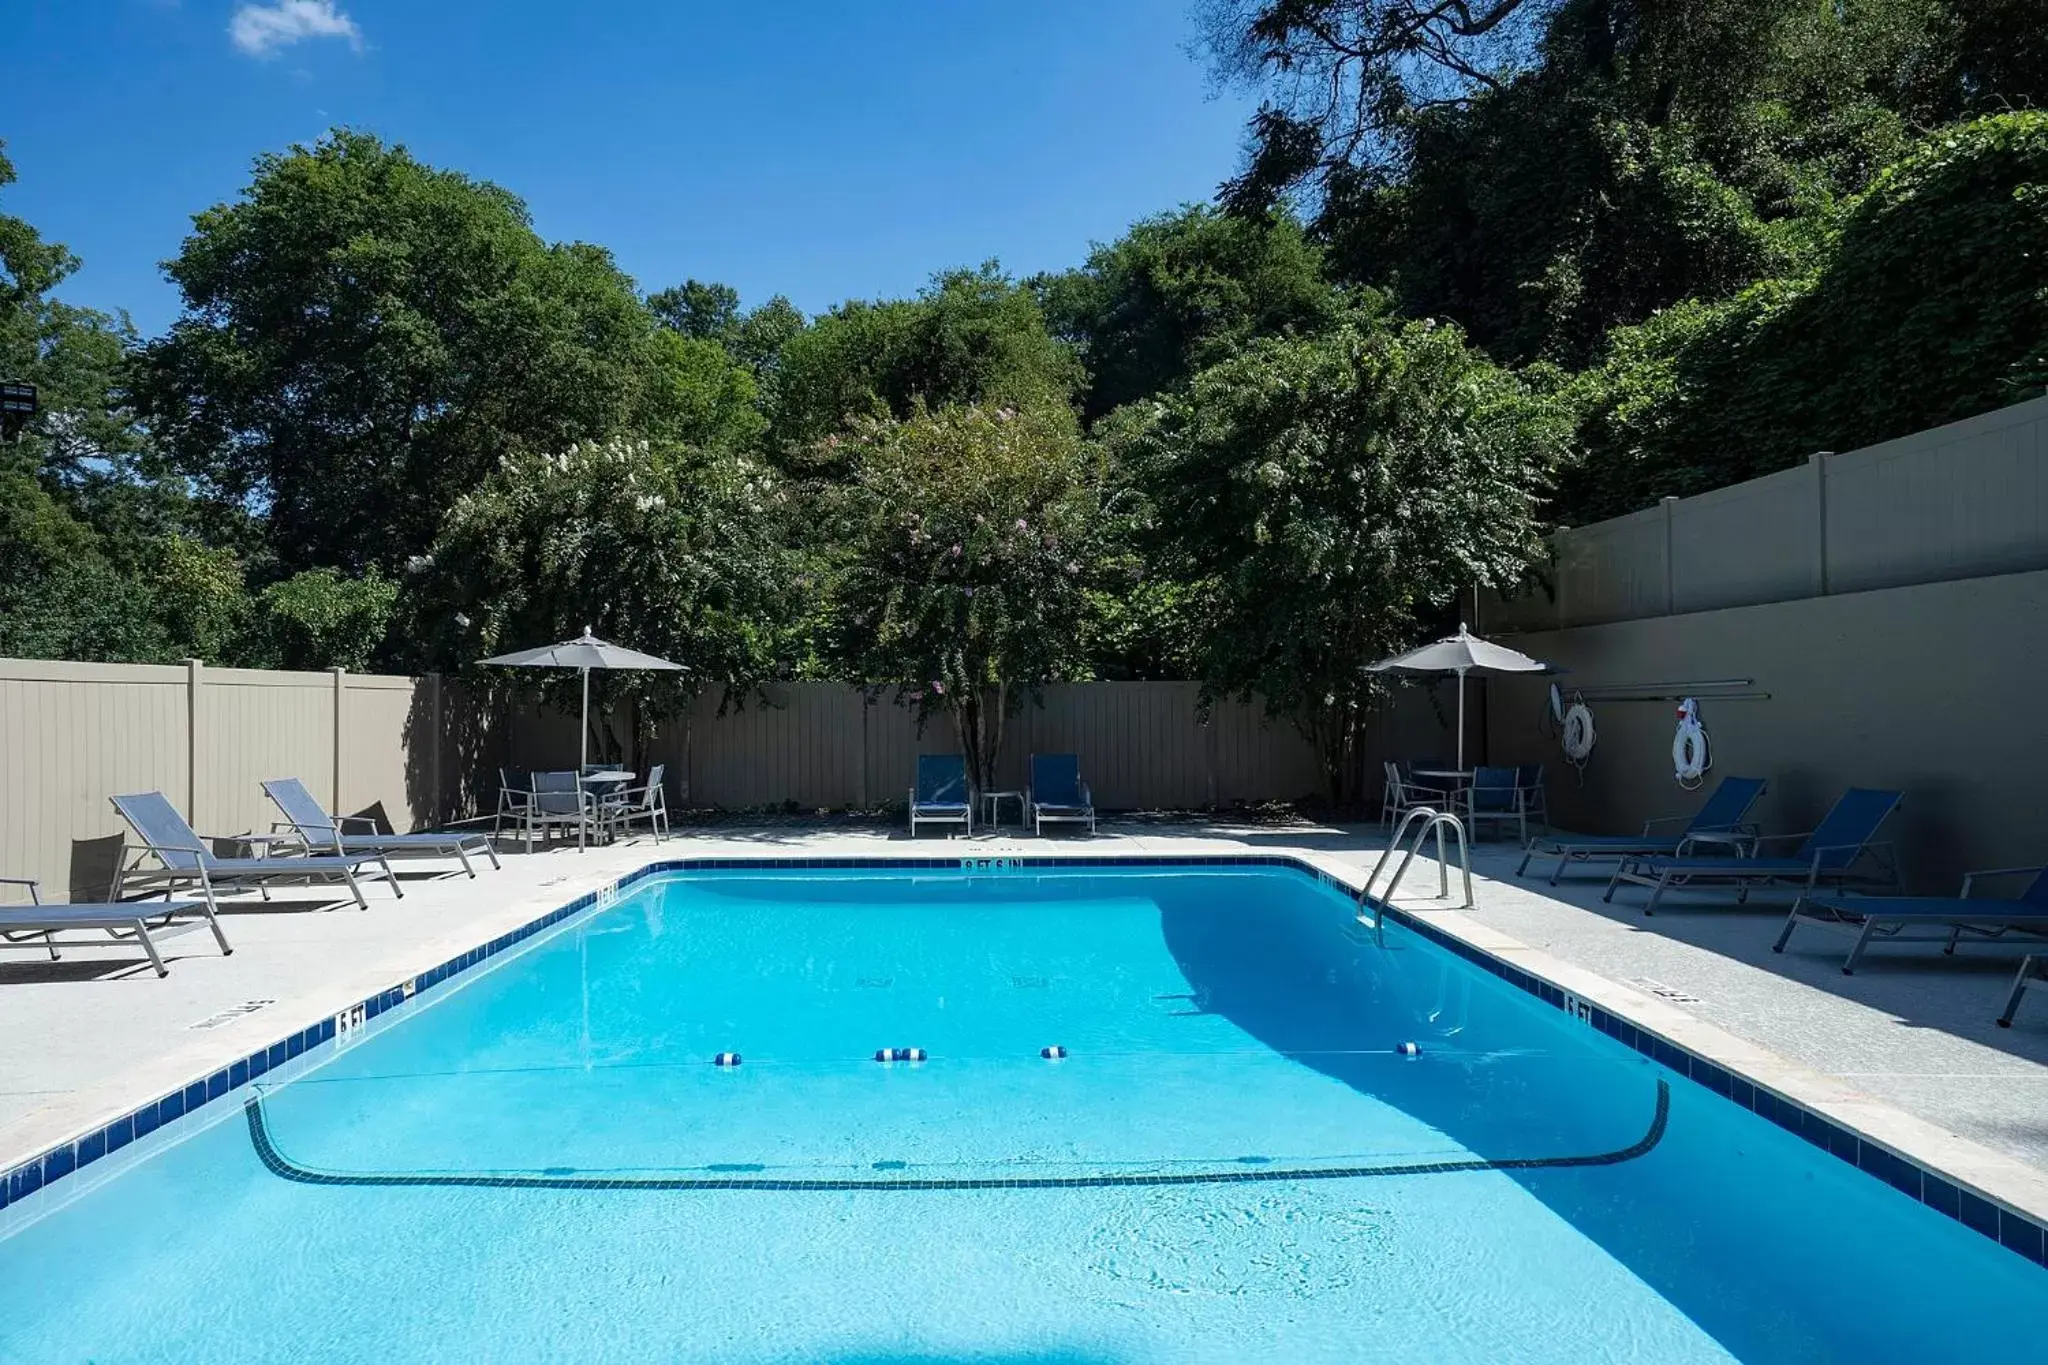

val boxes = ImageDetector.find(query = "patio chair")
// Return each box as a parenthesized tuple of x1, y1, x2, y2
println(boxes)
(1458, 765, 1546, 843)
(1605, 787, 1904, 916)
(494, 769, 532, 835)
(110, 790, 401, 915)
(0, 877, 221, 978)
(1517, 775, 1767, 885)
(1382, 761, 1451, 831)
(909, 755, 973, 838)
(609, 763, 670, 840)
(1028, 753, 1096, 837)
(263, 777, 500, 878)
(1998, 956, 2047, 1028)
(522, 771, 600, 852)
(1776, 863, 2048, 975)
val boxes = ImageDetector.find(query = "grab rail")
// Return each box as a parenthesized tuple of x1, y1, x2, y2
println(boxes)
(1357, 807, 1474, 944)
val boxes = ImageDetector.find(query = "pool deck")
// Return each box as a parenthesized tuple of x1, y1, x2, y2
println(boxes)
(4, 820, 2047, 1230)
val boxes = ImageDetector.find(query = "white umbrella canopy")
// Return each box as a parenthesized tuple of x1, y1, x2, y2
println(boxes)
(1366, 622, 1550, 770)
(480, 627, 685, 772)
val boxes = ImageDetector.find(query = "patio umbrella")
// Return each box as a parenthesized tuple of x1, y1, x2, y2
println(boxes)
(1366, 623, 1550, 770)
(480, 627, 684, 773)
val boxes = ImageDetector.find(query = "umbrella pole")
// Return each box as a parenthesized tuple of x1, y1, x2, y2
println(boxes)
(1449, 671, 1466, 773)
(580, 667, 590, 773)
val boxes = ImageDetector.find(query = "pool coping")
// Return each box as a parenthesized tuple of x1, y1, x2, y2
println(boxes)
(3, 849, 2045, 1271)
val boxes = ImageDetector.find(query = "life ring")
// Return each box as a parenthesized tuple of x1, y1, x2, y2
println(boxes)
(1672, 698, 1710, 789)
(1561, 700, 1596, 766)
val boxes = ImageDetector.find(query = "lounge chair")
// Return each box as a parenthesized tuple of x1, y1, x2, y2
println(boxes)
(1459, 764, 1547, 843)
(1606, 787, 1904, 915)
(909, 755, 973, 837)
(0, 877, 222, 977)
(1028, 753, 1096, 837)
(263, 777, 500, 877)
(1998, 956, 2047, 1028)
(1517, 775, 1767, 885)
(111, 791, 401, 913)
(1776, 863, 2048, 974)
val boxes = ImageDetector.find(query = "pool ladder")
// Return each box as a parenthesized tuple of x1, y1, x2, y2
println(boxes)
(1357, 807, 1473, 945)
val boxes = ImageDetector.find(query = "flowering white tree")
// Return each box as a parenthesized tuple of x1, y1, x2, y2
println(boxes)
(406, 436, 797, 760)
(823, 403, 1133, 795)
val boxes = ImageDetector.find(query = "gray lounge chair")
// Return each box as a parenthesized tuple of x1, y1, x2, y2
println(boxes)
(263, 777, 499, 877)
(1028, 753, 1095, 836)
(1518, 775, 1767, 885)
(1607, 788, 1904, 915)
(1777, 863, 2048, 974)
(111, 791, 401, 913)
(0, 877, 222, 978)
(909, 755, 973, 837)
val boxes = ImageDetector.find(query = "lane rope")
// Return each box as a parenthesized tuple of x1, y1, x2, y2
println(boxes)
(243, 1080, 1669, 1193)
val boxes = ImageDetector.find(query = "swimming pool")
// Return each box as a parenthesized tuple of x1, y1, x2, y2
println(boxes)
(1, 861, 2042, 1362)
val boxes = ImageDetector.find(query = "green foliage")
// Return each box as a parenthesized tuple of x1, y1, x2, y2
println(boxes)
(251, 568, 399, 672)
(412, 435, 796, 738)
(138, 130, 705, 574)
(1035, 206, 1340, 422)
(1562, 113, 2048, 519)
(771, 265, 1082, 461)
(823, 404, 1131, 791)
(1115, 312, 1569, 797)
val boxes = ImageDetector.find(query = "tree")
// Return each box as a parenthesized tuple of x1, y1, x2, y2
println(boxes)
(408, 435, 797, 760)
(1115, 311, 1568, 799)
(139, 130, 693, 574)
(1035, 205, 1340, 423)
(648, 279, 740, 340)
(1200, 0, 1557, 210)
(1560, 112, 2048, 520)
(770, 264, 1082, 460)
(823, 403, 1131, 795)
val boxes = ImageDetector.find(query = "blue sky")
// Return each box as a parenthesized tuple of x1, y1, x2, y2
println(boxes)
(3, 1, 1254, 337)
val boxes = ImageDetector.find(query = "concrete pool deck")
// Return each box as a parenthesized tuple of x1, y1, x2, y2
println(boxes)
(4, 820, 2047, 1232)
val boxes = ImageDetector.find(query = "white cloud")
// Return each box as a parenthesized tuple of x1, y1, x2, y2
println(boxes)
(229, 1, 362, 59)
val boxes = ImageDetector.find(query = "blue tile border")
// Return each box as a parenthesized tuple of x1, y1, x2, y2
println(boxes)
(2, 850, 2043, 1275)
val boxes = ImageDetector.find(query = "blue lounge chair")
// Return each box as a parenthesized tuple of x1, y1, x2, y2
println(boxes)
(1517, 776, 1767, 885)
(263, 777, 500, 877)
(1999, 956, 2047, 1028)
(1607, 788, 1903, 915)
(1028, 753, 1096, 837)
(112, 791, 401, 913)
(909, 755, 973, 837)
(0, 877, 220, 977)
(1777, 863, 2048, 974)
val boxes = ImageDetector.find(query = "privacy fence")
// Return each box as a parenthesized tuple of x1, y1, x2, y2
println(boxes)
(0, 666, 1323, 902)
(1480, 393, 2048, 893)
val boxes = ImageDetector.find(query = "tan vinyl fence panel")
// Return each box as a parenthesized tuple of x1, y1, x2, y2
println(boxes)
(195, 668, 335, 847)
(0, 660, 443, 906)
(0, 661, 192, 901)
(1489, 393, 2048, 632)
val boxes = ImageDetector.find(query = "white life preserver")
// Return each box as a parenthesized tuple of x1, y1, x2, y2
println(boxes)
(1561, 700, 1596, 766)
(1672, 698, 1710, 788)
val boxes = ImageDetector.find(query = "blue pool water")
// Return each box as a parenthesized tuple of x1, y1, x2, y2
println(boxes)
(1, 865, 2043, 1362)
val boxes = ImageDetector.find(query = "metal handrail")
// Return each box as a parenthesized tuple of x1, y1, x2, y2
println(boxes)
(1358, 807, 1474, 943)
